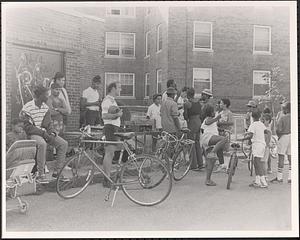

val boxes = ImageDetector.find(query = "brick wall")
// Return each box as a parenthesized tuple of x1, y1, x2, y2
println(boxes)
(5, 7, 104, 131)
(168, 6, 290, 112)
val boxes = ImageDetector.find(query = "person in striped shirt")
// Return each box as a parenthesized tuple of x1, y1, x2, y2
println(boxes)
(19, 85, 68, 183)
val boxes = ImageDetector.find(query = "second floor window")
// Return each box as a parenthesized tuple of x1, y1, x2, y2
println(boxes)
(157, 24, 162, 52)
(156, 69, 162, 93)
(193, 22, 212, 50)
(106, 32, 135, 58)
(253, 25, 271, 54)
(145, 31, 150, 57)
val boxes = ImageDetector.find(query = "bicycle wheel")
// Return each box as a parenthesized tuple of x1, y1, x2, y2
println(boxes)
(227, 153, 237, 190)
(120, 154, 172, 206)
(172, 144, 193, 181)
(56, 151, 95, 199)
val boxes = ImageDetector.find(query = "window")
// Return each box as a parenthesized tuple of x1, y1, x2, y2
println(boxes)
(253, 26, 271, 54)
(106, 7, 135, 17)
(145, 73, 150, 98)
(193, 68, 212, 96)
(193, 22, 213, 51)
(253, 70, 271, 98)
(106, 32, 135, 58)
(156, 69, 162, 93)
(157, 24, 162, 52)
(105, 73, 135, 97)
(145, 31, 150, 57)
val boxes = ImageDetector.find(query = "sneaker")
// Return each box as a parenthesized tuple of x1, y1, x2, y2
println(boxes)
(249, 182, 261, 188)
(36, 174, 50, 184)
(205, 180, 217, 186)
(267, 169, 273, 174)
(270, 177, 283, 183)
(260, 181, 268, 188)
(52, 172, 69, 181)
(288, 179, 291, 184)
(213, 164, 226, 173)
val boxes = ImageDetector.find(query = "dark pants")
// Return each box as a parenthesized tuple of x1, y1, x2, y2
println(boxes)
(187, 116, 203, 169)
(86, 109, 100, 126)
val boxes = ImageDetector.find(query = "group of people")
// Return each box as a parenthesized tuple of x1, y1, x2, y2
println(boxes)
(6, 73, 291, 190)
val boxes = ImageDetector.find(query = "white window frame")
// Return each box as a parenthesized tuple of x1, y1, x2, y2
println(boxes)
(252, 70, 271, 99)
(193, 21, 213, 52)
(105, 32, 136, 58)
(145, 31, 150, 57)
(156, 69, 162, 93)
(192, 68, 212, 97)
(253, 25, 272, 55)
(156, 24, 162, 52)
(104, 72, 135, 99)
(106, 7, 136, 18)
(145, 73, 150, 99)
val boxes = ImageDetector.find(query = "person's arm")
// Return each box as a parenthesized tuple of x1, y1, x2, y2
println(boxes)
(101, 100, 123, 120)
(171, 103, 181, 132)
(61, 88, 71, 114)
(276, 117, 283, 139)
(55, 99, 68, 115)
(146, 106, 152, 119)
(46, 98, 60, 116)
(264, 129, 272, 146)
(205, 114, 221, 125)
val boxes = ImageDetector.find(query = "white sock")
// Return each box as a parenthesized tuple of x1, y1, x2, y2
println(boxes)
(261, 176, 268, 185)
(277, 172, 283, 180)
(255, 176, 260, 184)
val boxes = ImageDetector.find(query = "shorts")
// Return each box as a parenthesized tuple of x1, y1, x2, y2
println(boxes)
(261, 146, 270, 162)
(103, 124, 120, 143)
(252, 142, 266, 158)
(277, 134, 291, 155)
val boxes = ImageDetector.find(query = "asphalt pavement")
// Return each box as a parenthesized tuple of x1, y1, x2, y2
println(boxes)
(5, 156, 293, 237)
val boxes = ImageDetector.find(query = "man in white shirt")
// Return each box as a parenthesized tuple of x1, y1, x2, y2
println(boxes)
(101, 82, 123, 188)
(146, 94, 162, 130)
(81, 75, 102, 126)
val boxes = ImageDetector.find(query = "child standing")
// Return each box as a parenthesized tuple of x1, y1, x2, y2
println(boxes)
(261, 113, 272, 182)
(243, 109, 269, 188)
(271, 102, 291, 184)
(201, 104, 226, 186)
(47, 83, 68, 135)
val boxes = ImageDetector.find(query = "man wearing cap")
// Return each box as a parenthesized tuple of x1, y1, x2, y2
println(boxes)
(245, 100, 258, 131)
(200, 88, 214, 122)
(162, 79, 179, 102)
(160, 87, 181, 135)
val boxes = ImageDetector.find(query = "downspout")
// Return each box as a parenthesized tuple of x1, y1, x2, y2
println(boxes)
(185, 7, 188, 86)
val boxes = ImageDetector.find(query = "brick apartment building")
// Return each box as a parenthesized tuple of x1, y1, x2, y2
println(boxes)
(4, 5, 290, 131)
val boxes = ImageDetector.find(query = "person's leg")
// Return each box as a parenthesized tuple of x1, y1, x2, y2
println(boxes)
(205, 156, 217, 186)
(30, 135, 47, 177)
(189, 131, 198, 170)
(267, 154, 272, 173)
(103, 144, 116, 178)
(287, 155, 291, 183)
(251, 157, 261, 186)
(86, 110, 96, 126)
(195, 131, 204, 168)
(271, 154, 284, 183)
(51, 136, 68, 174)
(208, 135, 226, 165)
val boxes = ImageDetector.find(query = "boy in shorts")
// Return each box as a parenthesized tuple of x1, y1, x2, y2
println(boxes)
(271, 102, 291, 184)
(243, 109, 269, 188)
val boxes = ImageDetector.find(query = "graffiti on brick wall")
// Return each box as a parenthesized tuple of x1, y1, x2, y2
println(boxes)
(15, 53, 52, 106)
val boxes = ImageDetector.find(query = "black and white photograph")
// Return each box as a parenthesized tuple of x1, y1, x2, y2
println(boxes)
(1, 1, 298, 238)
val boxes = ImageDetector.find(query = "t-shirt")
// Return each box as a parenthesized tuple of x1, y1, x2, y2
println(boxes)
(21, 100, 49, 130)
(160, 97, 179, 133)
(276, 113, 291, 135)
(201, 118, 219, 136)
(101, 95, 120, 127)
(248, 121, 266, 146)
(177, 96, 185, 120)
(219, 109, 233, 131)
(162, 91, 178, 102)
(82, 87, 100, 111)
(146, 103, 162, 129)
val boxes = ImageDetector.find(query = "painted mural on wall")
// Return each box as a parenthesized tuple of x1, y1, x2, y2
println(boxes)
(11, 46, 63, 120)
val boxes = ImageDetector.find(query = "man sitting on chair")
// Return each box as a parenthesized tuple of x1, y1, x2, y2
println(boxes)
(19, 85, 68, 183)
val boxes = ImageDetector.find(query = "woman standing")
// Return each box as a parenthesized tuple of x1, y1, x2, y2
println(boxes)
(184, 88, 203, 171)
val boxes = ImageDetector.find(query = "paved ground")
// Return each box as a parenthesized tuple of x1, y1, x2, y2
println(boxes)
(5, 155, 293, 236)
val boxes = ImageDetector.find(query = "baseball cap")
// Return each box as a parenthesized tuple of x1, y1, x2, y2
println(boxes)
(246, 100, 257, 108)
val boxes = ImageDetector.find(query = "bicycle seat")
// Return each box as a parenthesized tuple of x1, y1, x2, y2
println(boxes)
(231, 143, 240, 149)
(114, 132, 135, 140)
(181, 128, 191, 134)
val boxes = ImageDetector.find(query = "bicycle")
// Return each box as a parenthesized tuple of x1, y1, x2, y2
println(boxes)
(155, 129, 194, 181)
(226, 142, 241, 190)
(56, 127, 172, 207)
